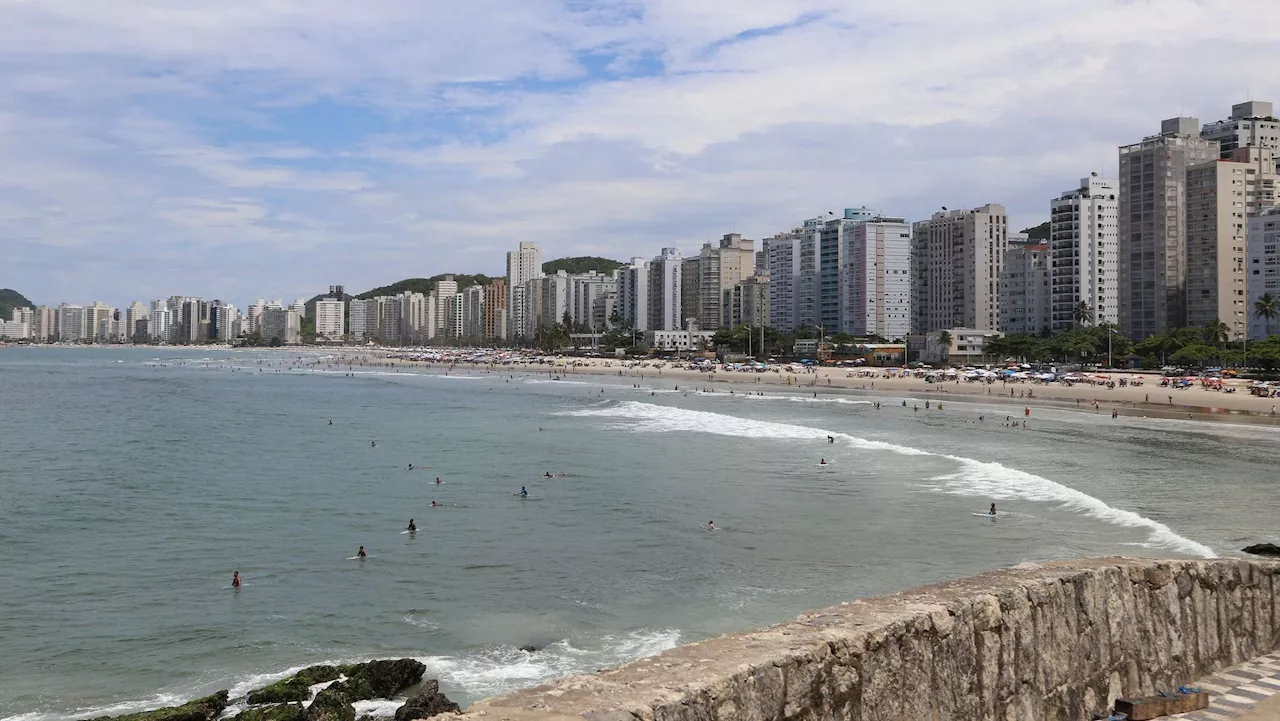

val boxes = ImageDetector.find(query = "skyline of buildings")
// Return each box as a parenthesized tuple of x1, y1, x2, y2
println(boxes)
(9, 101, 1280, 348)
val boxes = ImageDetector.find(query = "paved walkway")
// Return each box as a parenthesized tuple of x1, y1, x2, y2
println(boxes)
(1168, 652, 1280, 720)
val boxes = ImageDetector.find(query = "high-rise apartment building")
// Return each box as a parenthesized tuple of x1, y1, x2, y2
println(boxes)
(460, 285, 485, 339)
(617, 259, 650, 332)
(1247, 206, 1280, 339)
(697, 234, 755, 331)
(84, 301, 113, 342)
(722, 275, 769, 330)
(999, 242, 1052, 335)
(57, 304, 85, 342)
(124, 302, 148, 341)
(348, 298, 376, 340)
(1186, 147, 1278, 339)
(289, 298, 307, 317)
(839, 212, 912, 339)
(483, 279, 508, 341)
(1202, 101, 1280, 173)
(1050, 173, 1119, 331)
(260, 308, 301, 345)
(506, 242, 543, 339)
(567, 272, 614, 331)
(680, 257, 701, 330)
(647, 248, 683, 331)
(1118, 117, 1219, 339)
(910, 204, 1009, 333)
(31, 305, 54, 341)
(315, 298, 345, 341)
(762, 229, 803, 332)
(538, 272, 570, 330)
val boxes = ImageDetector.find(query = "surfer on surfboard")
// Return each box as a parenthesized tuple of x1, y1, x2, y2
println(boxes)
(989, 503, 997, 516)
(706, 520, 717, 531)
(232, 571, 241, 588)
(358, 546, 367, 559)
(519, 486, 528, 497)
(407, 519, 417, 532)
(819, 459, 828, 466)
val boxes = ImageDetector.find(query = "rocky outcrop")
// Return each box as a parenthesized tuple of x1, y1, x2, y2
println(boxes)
(301, 688, 353, 721)
(230, 704, 304, 721)
(394, 681, 460, 720)
(1244, 543, 1280, 557)
(90, 691, 229, 721)
(450, 558, 1280, 721)
(329, 659, 426, 702)
(247, 666, 345, 704)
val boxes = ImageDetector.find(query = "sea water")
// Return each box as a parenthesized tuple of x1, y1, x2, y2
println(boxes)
(0, 347, 1275, 720)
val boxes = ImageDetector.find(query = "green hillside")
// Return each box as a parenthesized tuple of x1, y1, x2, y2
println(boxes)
(542, 256, 623, 275)
(354, 274, 493, 300)
(1021, 222, 1050, 241)
(0, 288, 34, 321)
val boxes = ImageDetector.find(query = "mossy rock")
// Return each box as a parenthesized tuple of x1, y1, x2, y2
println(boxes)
(230, 704, 303, 721)
(90, 690, 229, 721)
(301, 688, 354, 721)
(247, 666, 344, 704)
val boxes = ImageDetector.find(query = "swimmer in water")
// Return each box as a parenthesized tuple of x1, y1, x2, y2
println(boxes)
(328, 420, 333, 425)
(819, 458, 828, 465)
(358, 546, 367, 558)
(431, 501, 443, 507)
(232, 571, 241, 588)
(706, 520, 717, 531)
(408, 463, 413, 471)
(371, 440, 376, 447)
(435, 477, 442, 485)
(407, 519, 417, 532)
(545, 471, 553, 478)
(520, 486, 528, 497)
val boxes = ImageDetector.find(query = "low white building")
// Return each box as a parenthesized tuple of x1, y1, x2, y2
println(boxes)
(910, 328, 1003, 365)
(0, 320, 30, 339)
(642, 329, 716, 352)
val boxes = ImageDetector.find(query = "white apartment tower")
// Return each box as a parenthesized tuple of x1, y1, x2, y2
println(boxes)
(506, 242, 543, 339)
(1050, 173, 1119, 332)
(1118, 117, 1219, 339)
(839, 211, 912, 339)
(1201, 101, 1280, 173)
(910, 204, 1009, 333)
(762, 229, 802, 332)
(1186, 147, 1278, 340)
(697, 234, 755, 331)
(617, 258, 650, 332)
(647, 248, 683, 331)
(315, 298, 345, 341)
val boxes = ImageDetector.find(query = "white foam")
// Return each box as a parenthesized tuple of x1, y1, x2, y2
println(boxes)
(353, 699, 404, 717)
(417, 629, 680, 699)
(564, 401, 1215, 558)
(739, 395, 872, 406)
(11, 692, 190, 721)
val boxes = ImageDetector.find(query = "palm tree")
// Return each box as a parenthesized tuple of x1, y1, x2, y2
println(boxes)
(1072, 301, 1094, 326)
(937, 330, 952, 366)
(1255, 293, 1279, 338)
(1203, 318, 1229, 345)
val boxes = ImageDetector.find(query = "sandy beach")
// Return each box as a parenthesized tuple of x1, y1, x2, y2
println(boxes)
(324, 350, 1280, 426)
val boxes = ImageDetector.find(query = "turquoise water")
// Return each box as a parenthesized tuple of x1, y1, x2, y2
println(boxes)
(1, 347, 1275, 720)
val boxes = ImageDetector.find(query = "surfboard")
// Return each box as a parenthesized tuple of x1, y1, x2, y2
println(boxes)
(347, 555, 370, 560)
(400, 530, 416, 534)
(971, 513, 998, 518)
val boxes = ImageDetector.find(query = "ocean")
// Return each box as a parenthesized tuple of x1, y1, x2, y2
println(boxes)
(0, 347, 1274, 720)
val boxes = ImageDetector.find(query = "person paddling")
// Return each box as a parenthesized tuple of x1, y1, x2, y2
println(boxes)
(519, 486, 528, 497)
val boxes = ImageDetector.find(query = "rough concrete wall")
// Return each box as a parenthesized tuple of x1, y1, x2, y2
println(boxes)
(442, 558, 1280, 721)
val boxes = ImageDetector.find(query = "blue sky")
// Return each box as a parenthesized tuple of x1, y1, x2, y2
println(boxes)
(1, 0, 1275, 309)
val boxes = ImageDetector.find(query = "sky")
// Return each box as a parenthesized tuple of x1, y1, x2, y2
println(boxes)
(2, 0, 1277, 310)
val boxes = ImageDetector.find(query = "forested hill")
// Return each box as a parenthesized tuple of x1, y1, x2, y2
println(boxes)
(0, 288, 33, 321)
(542, 256, 623, 275)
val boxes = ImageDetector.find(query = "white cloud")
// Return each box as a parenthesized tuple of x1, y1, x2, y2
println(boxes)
(1, 0, 1277, 307)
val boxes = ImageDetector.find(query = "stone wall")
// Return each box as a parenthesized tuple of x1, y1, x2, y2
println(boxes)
(441, 557, 1280, 721)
